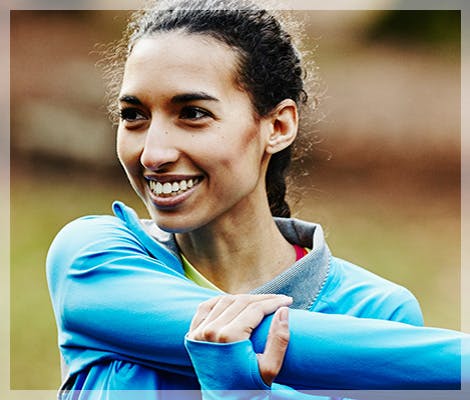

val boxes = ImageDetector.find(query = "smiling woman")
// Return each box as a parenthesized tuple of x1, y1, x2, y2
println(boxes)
(116, 32, 286, 238)
(44, 1, 466, 399)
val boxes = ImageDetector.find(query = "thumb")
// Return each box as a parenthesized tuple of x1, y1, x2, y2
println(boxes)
(257, 307, 290, 386)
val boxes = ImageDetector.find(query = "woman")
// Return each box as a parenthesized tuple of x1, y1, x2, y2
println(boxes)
(46, 1, 463, 399)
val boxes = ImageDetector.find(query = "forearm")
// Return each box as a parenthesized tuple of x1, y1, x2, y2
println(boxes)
(254, 310, 467, 390)
(185, 337, 348, 400)
(185, 313, 466, 394)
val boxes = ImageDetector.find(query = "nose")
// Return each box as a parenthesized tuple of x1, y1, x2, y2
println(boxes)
(140, 122, 180, 171)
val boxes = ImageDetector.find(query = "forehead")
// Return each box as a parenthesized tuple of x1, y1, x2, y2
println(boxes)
(121, 32, 242, 98)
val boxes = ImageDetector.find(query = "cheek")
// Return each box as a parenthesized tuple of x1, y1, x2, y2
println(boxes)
(239, 121, 265, 157)
(217, 133, 264, 175)
(116, 130, 141, 174)
(231, 124, 264, 166)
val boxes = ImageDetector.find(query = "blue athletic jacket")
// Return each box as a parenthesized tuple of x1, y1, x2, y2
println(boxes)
(45, 201, 467, 399)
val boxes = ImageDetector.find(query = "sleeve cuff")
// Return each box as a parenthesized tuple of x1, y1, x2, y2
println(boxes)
(184, 335, 271, 391)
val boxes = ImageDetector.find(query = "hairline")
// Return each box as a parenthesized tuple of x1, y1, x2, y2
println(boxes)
(127, 28, 264, 119)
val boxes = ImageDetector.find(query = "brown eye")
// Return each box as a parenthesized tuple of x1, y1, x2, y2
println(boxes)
(179, 106, 212, 120)
(120, 108, 147, 122)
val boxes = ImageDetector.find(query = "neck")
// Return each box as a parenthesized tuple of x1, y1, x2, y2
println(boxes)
(175, 193, 296, 293)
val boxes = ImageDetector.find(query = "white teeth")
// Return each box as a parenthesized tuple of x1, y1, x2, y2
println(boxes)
(162, 182, 172, 194)
(149, 178, 200, 197)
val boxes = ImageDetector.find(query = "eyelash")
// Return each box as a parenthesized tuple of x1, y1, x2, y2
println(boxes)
(179, 106, 213, 121)
(119, 108, 147, 122)
(118, 106, 214, 127)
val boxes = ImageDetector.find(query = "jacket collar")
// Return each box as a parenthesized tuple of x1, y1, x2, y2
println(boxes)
(113, 201, 330, 310)
(253, 218, 331, 310)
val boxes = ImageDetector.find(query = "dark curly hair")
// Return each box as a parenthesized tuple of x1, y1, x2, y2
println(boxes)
(102, 0, 318, 218)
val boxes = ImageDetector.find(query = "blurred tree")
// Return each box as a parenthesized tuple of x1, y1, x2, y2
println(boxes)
(367, 10, 460, 47)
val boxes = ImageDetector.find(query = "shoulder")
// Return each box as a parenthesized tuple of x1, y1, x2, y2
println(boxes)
(46, 202, 181, 292)
(46, 201, 178, 268)
(314, 256, 424, 325)
(46, 214, 141, 288)
(52, 213, 130, 240)
(47, 213, 146, 263)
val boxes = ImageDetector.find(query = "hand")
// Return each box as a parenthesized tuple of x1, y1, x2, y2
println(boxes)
(187, 294, 292, 386)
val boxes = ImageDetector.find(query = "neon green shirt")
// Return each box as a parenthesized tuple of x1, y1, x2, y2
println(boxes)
(181, 252, 224, 292)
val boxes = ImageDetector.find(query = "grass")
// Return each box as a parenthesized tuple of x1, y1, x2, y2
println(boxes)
(10, 161, 460, 389)
(296, 168, 460, 329)
(10, 161, 146, 389)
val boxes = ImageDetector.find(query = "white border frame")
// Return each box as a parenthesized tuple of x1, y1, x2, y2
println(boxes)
(2, 0, 468, 399)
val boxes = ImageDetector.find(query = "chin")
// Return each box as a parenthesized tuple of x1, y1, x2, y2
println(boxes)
(149, 211, 200, 234)
(156, 223, 192, 234)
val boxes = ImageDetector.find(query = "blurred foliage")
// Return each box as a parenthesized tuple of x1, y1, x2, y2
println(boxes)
(367, 10, 460, 47)
(10, 161, 146, 390)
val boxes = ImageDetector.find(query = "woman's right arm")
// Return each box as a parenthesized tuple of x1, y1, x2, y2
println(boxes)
(46, 215, 468, 389)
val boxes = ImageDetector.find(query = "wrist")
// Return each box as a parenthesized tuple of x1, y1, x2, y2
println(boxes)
(184, 336, 271, 391)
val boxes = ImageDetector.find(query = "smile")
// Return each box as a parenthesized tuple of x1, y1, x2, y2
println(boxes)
(148, 177, 202, 197)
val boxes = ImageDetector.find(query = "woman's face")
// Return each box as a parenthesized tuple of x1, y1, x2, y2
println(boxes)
(117, 32, 272, 232)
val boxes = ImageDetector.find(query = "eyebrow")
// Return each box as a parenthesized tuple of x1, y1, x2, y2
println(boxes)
(118, 95, 142, 105)
(118, 92, 219, 105)
(171, 92, 219, 104)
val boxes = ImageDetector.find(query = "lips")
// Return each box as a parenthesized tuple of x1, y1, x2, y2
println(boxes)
(145, 175, 203, 207)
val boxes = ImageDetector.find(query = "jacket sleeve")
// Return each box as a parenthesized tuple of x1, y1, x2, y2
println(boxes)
(46, 215, 468, 390)
(46, 215, 213, 376)
(184, 337, 339, 400)
(185, 312, 467, 394)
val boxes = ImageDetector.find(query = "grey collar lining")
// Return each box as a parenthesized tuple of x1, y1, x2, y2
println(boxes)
(140, 217, 330, 310)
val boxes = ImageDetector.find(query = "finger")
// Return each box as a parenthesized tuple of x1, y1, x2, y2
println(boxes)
(220, 296, 292, 341)
(189, 296, 223, 332)
(191, 295, 292, 342)
(195, 294, 282, 329)
(191, 296, 255, 341)
(257, 307, 290, 386)
(189, 294, 256, 335)
(199, 294, 238, 325)
(203, 294, 283, 323)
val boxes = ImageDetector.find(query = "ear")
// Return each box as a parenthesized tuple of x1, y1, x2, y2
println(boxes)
(265, 99, 298, 154)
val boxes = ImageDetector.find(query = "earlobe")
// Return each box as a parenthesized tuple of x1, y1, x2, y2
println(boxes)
(266, 99, 298, 154)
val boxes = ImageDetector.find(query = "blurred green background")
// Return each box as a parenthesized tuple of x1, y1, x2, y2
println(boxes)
(10, 8, 460, 389)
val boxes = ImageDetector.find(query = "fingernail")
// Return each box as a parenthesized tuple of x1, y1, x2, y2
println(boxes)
(279, 307, 289, 321)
